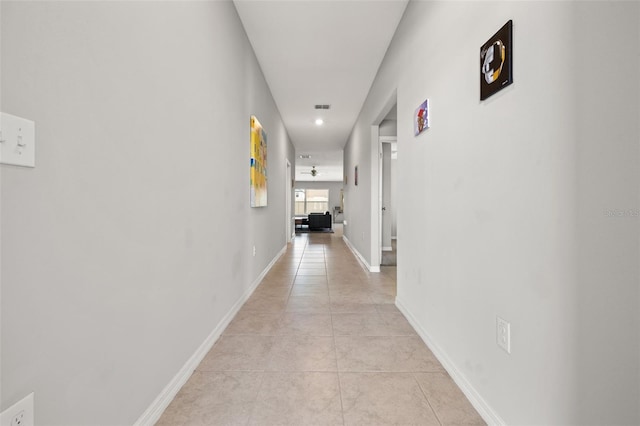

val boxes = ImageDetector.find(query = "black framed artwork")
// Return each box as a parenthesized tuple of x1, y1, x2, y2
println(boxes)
(480, 20, 513, 101)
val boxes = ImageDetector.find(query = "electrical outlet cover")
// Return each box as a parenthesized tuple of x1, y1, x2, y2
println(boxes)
(10, 411, 24, 426)
(0, 393, 34, 426)
(496, 316, 511, 354)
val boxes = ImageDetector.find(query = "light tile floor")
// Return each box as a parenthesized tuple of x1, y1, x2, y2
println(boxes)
(157, 230, 485, 426)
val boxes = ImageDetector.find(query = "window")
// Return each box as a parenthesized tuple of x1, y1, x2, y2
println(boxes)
(295, 189, 329, 215)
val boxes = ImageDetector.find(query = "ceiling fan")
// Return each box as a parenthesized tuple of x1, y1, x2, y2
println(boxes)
(301, 166, 320, 177)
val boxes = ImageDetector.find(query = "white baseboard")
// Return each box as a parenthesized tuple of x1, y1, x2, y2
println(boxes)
(134, 245, 287, 426)
(382, 246, 392, 252)
(342, 235, 380, 273)
(395, 297, 505, 426)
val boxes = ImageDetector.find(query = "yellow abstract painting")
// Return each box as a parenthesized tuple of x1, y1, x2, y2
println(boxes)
(250, 115, 267, 207)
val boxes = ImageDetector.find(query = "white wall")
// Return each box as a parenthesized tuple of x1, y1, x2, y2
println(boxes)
(573, 4, 639, 422)
(0, 2, 295, 425)
(380, 119, 397, 137)
(343, 123, 373, 261)
(344, 1, 639, 424)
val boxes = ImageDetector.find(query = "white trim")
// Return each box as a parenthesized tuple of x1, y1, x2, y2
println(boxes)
(285, 159, 292, 243)
(370, 91, 397, 275)
(370, 125, 381, 271)
(343, 235, 380, 273)
(395, 297, 506, 426)
(134, 245, 287, 426)
(382, 246, 393, 252)
(391, 236, 397, 240)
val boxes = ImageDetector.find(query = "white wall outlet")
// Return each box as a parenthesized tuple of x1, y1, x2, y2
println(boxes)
(496, 316, 511, 354)
(252, 245, 256, 257)
(1, 393, 34, 426)
(10, 411, 24, 426)
(0, 112, 36, 168)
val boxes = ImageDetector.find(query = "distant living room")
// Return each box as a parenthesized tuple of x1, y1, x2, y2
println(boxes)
(294, 187, 343, 233)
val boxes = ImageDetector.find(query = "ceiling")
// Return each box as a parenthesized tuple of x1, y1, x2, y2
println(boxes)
(234, 0, 408, 182)
(295, 150, 344, 182)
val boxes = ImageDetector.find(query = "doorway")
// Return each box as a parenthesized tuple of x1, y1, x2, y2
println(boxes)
(380, 136, 396, 266)
(369, 93, 397, 272)
(377, 98, 397, 266)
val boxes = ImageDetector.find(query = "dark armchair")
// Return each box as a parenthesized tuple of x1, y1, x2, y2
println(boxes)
(308, 212, 332, 230)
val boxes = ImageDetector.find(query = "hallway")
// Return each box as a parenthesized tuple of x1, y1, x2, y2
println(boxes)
(157, 230, 484, 425)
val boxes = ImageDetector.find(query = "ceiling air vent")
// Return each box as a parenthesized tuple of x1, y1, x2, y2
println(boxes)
(314, 104, 331, 110)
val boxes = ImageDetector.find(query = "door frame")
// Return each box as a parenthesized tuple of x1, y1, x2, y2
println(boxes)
(379, 136, 396, 259)
(285, 159, 292, 242)
(369, 90, 397, 272)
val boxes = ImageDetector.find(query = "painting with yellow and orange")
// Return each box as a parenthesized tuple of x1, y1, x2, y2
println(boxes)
(250, 115, 268, 207)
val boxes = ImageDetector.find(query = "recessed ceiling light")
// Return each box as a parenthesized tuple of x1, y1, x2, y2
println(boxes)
(315, 118, 324, 126)
(299, 154, 311, 159)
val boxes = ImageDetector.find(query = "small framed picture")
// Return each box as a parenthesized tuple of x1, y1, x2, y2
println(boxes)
(480, 20, 513, 101)
(414, 99, 430, 136)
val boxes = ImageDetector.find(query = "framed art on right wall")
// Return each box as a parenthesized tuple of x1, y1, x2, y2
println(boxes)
(480, 20, 513, 101)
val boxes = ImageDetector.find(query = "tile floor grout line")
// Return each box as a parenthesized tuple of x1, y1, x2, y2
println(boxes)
(275, 236, 305, 366)
(334, 368, 447, 374)
(198, 368, 445, 373)
(413, 372, 444, 426)
(285, 237, 307, 304)
(336, 370, 347, 426)
(243, 365, 269, 426)
(327, 242, 348, 426)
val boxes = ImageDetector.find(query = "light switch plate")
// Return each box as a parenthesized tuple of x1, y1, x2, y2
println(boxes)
(1, 112, 36, 168)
